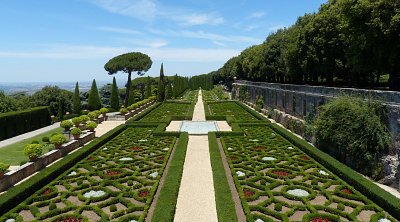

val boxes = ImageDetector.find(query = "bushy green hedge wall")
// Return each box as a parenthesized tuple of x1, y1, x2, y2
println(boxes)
(0, 106, 51, 141)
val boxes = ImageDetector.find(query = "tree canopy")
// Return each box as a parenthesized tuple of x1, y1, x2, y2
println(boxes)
(104, 52, 152, 107)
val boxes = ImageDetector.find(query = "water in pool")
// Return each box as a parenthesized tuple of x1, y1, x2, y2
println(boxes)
(180, 121, 219, 135)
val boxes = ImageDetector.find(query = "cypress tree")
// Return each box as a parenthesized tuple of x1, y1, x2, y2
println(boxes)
(145, 76, 152, 99)
(110, 77, 120, 110)
(87, 79, 102, 110)
(166, 82, 173, 99)
(157, 63, 165, 102)
(73, 82, 81, 114)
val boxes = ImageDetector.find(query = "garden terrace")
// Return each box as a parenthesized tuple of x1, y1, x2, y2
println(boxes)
(206, 101, 265, 122)
(139, 102, 194, 123)
(0, 126, 178, 221)
(219, 124, 396, 221)
(202, 90, 218, 101)
(178, 90, 198, 102)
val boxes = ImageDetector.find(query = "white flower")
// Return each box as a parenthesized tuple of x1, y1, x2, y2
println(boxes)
(150, 172, 158, 178)
(119, 157, 133, 161)
(287, 146, 294, 150)
(139, 139, 148, 142)
(249, 139, 259, 142)
(255, 219, 264, 222)
(83, 190, 106, 198)
(5, 219, 16, 222)
(236, 171, 245, 177)
(378, 219, 391, 222)
(163, 147, 169, 151)
(129, 220, 138, 222)
(319, 170, 329, 176)
(271, 133, 276, 136)
(287, 189, 309, 197)
(148, 130, 152, 131)
(262, 157, 276, 161)
(227, 147, 233, 151)
(102, 147, 108, 151)
(68, 171, 77, 176)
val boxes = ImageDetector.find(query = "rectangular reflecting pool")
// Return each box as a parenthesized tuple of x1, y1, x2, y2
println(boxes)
(180, 121, 219, 135)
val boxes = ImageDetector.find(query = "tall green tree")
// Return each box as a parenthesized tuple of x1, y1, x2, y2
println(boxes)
(145, 76, 152, 99)
(157, 63, 165, 101)
(104, 52, 152, 107)
(87, 79, 102, 110)
(110, 77, 120, 110)
(73, 82, 81, 114)
(57, 98, 63, 120)
(165, 82, 173, 99)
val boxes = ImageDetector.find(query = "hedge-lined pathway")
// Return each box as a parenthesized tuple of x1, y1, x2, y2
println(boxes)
(174, 90, 218, 221)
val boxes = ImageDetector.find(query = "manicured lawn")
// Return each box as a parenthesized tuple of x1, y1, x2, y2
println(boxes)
(220, 125, 396, 222)
(0, 127, 64, 165)
(1, 127, 177, 221)
(209, 101, 259, 122)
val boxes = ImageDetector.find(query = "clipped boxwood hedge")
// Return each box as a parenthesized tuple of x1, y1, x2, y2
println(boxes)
(0, 106, 51, 141)
(269, 123, 400, 219)
(0, 124, 126, 215)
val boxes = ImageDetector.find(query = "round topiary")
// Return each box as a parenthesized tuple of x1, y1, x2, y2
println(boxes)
(50, 134, 66, 148)
(120, 108, 128, 115)
(100, 108, 108, 116)
(24, 144, 43, 161)
(42, 136, 50, 143)
(88, 112, 97, 120)
(109, 204, 117, 212)
(71, 128, 82, 139)
(0, 162, 9, 176)
(72, 117, 83, 126)
(60, 120, 73, 130)
(86, 121, 97, 131)
(80, 115, 89, 123)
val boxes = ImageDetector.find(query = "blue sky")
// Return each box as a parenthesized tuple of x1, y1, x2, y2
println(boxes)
(0, 0, 326, 84)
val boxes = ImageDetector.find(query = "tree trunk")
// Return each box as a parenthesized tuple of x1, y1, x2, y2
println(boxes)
(125, 72, 132, 107)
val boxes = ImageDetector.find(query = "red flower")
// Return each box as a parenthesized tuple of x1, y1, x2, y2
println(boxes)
(230, 156, 238, 160)
(243, 189, 254, 197)
(42, 188, 52, 195)
(139, 190, 149, 198)
(105, 170, 121, 176)
(341, 188, 353, 194)
(272, 171, 289, 177)
(130, 147, 142, 151)
(301, 155, 309, 160)
(311, 217, 331, 222)
(254, 146, 265, 151)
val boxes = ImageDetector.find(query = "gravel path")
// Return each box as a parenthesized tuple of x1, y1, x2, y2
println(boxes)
(174, 90, 218, 222)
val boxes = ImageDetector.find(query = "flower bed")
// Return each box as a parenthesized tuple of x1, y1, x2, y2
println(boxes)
(208, 101, 258, 122)
(139, 102, 193, 122)
(0, 127, 177, 221)
(221, 125, 396, 221)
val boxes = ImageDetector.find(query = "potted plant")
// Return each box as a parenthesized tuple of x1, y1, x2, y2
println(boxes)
(86, 121, 97, 132)
(24, 143, 43, 161)
(50, 133, 67, 149)
(88, 112, 97, 121)
(0, 162, 9, 177)
(71, 128, 82, 140)
(72, 117, 83, 127)
(80, 115, 89, 124)
(100, 108, 108, 120)
(60, 120, 73, 131)
(120, 108, 128, 115)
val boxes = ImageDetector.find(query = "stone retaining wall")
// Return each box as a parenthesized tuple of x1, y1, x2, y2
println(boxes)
(232, 80, 400, 189)
(0, 131, 95, 192)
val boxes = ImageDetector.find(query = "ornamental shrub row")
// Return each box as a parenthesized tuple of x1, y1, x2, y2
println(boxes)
(0, 106, 51, 141)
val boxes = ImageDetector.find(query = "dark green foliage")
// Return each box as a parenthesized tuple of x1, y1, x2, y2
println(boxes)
(87, 79, 102, 111)
(57, 99, 63, 120)
(165, 82, 173, 99)
(109, 204, 117, 212)
(145, 76, 152, 99)
(314, 96, 391, 177)
(110, 77, 120, 110)
(0, 106, 51, 141)
(157, 63, 165, 102)
(172, 74, 189, 97)
(189, 74, 213, 90)
(73, 82, 81, 114)
(104, 52, 152, 107)
(32, 86, 73, 115)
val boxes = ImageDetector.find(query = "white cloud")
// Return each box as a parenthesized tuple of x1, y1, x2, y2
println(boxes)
(90, 0, 224, 26)
(95, 26, 141, 35)
(148, 29, 262, 44)
(247, 11, 266, 19)
(0, 44, 240, 62)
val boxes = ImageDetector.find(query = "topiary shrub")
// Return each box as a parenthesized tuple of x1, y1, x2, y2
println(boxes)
(42, 136, 50, 143)
(88, 112, 97, 120)
(314, 95, 390, 178)
(50, 134, 66, 148)
(24, 144, 43, 161)
(100, 108, 108, 117)
(86, 121, 97, 132)
(71, 128, 82, 139)
(0, 162, 9, 176)
(109, 204, 117, 212)
(80, 115, 89, 123)
(60, 120, 73, 131)
(120, 108, 128, 115)
(71, 117, 82, 127)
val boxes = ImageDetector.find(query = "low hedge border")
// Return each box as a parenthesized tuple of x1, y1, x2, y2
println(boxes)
(0, 124, 127, 215)
(269, 123, 400, 219)
(152, 133, 189, 222)
(208, 132, 238, 221)
(126, 102, 162, 123)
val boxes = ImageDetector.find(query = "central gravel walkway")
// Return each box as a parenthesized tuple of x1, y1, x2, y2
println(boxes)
(174, 90, 218, 222)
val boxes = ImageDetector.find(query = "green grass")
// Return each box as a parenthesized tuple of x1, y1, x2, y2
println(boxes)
(0, 127, 64, 165)
(152, 133, 189, 222)
(209, 132, 238, 222)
